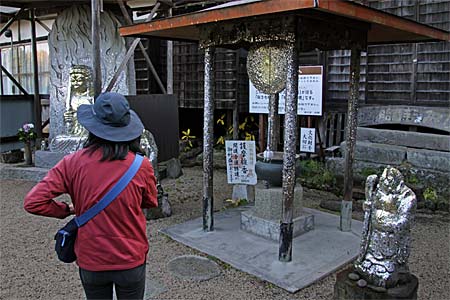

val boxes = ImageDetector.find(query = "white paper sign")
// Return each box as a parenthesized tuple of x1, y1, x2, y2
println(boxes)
(225, 140, 257, 185)
(249, 66, 323, 116)
(300, 128, 316, 153)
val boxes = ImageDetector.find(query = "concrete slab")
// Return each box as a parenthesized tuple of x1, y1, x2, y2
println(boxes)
(0, 163, 48, 181)
(160, 206, 363, 293)
(144, 276, 167, 299)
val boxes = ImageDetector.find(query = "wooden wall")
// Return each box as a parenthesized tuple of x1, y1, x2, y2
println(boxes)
(327, 0, 450, 108)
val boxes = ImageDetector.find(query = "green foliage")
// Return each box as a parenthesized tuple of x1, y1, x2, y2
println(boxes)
(360, 167, 378, 178)
(299, 159, 337, 191)
(423, 187, 438, 203)
(405, 173, 419, 185)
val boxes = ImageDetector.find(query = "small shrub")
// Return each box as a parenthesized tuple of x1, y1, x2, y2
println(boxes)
(360, 167, 378, 178)
(405, 172, 419, 185)
(299, 159, 337, 192)
(423, 187, 438, 203)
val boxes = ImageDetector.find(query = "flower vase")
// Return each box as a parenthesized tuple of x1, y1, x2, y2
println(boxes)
(24, 142, 32, 165)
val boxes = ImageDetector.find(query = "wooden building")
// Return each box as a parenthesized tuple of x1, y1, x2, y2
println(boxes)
(134, 0, 449, 149)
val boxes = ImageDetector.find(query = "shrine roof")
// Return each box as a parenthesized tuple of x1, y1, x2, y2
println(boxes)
(119, 0, 450, 44)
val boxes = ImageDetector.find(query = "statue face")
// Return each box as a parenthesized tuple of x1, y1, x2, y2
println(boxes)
(378, 168, 403, 194)
(69, 65, 93, 95)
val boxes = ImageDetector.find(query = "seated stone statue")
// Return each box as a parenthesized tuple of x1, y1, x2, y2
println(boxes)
(50, 65, 93, 153)
(354, 167, 417, 288)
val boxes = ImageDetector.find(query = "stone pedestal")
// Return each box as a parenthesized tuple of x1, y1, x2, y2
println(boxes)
(232, 184, 255, 203)
(35, 150, 67, 169)
(334, 267, 418, 300)
(240, 183, 314, 241)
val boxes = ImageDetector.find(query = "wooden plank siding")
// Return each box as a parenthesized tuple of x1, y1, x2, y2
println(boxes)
(327, 0, 449, 108)
(323, 0, 450, 146)
(132, 0, 449, 148)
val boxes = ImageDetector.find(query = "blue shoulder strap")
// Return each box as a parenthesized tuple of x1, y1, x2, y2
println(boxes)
(75, 154, 144, 227)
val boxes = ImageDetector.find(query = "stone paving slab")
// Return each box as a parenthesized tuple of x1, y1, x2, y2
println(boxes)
(160, 207, 363, 293)
(0, 163, 48, 181)
(144, 276, 167, 300)
(168, 255, 221, 281)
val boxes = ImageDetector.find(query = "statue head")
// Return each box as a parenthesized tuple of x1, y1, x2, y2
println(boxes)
(69, 65, 93, 97)
(378, 167, 404, 195)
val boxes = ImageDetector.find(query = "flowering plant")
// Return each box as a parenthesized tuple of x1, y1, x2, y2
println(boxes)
(17, 123, 36, 143)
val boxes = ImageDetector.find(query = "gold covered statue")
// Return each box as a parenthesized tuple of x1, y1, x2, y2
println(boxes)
(49, 65, 94, 153)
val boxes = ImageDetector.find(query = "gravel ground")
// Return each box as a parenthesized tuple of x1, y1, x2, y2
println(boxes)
(1, 166, 449, 300)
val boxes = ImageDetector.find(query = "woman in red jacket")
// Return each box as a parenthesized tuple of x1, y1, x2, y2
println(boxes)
(24, 92, 158, 300)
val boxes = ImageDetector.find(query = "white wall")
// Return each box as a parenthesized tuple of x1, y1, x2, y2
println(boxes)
(0, 19, 54, 44)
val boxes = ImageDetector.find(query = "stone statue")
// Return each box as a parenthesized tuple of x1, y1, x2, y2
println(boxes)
(141, 129, 159, 180)
(354, 167, 417, 288)
(140, 130, 172, 219)
(49, 65, 94, 153)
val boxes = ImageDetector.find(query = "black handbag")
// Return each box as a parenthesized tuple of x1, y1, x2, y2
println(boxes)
(54, 154, 144, 263)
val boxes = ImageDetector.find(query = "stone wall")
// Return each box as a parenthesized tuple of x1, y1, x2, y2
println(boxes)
(326, 127, 450, 210)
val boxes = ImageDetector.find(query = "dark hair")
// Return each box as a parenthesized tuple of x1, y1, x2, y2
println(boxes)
(83, 133, 142, 161)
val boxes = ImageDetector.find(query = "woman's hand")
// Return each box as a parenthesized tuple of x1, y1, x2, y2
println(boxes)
(68, 203, 75, 214)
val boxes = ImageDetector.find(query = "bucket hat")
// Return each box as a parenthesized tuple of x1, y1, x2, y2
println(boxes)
(77, 92, 144, 142)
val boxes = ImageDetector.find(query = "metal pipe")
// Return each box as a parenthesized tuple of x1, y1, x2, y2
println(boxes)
(145, 2, 161, 23)
(1, 65, 29, 95)
(117, 0, 167, 94)
(30, 9, 42, 142)
(279, 44, 298, 262)
(166, 5, 173, 94)
(0, 49, 4, 95)
(340, 47, 362, 232)
(9, 31, 14, 94)
(0, 8, 23, 37)
(35, 19, 51, 33)
(105, 38, 140, 92)
(92, 0, 102, 98)
(203, 47, 215, 232)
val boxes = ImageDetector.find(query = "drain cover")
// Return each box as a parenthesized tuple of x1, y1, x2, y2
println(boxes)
(168, 255, 221, 281)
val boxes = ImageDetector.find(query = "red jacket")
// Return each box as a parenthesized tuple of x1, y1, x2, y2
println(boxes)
(24, 149, 158, 271)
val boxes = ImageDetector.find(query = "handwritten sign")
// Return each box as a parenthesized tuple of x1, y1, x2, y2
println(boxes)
(225, 140, 257, 185)
(249, 66, 323, 116)
(300, 128, 316, 153)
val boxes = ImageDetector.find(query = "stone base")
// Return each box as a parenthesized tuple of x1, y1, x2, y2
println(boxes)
(240, 210, 314, 241)
(232, 184, 255, 203)
(334, 267, 418, 300)
(0, 150, 24, 163)
(34, 150, 67, 169)
(253, 183, 303, 220)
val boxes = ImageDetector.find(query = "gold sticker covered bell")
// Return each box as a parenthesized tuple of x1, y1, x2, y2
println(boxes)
(247, 43, 289, 94)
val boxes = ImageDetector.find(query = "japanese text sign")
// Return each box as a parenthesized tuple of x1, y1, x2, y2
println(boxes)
(300, 128, 316, 153)
(225, 140, 257, 185)
(249, 66, 323, 116)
